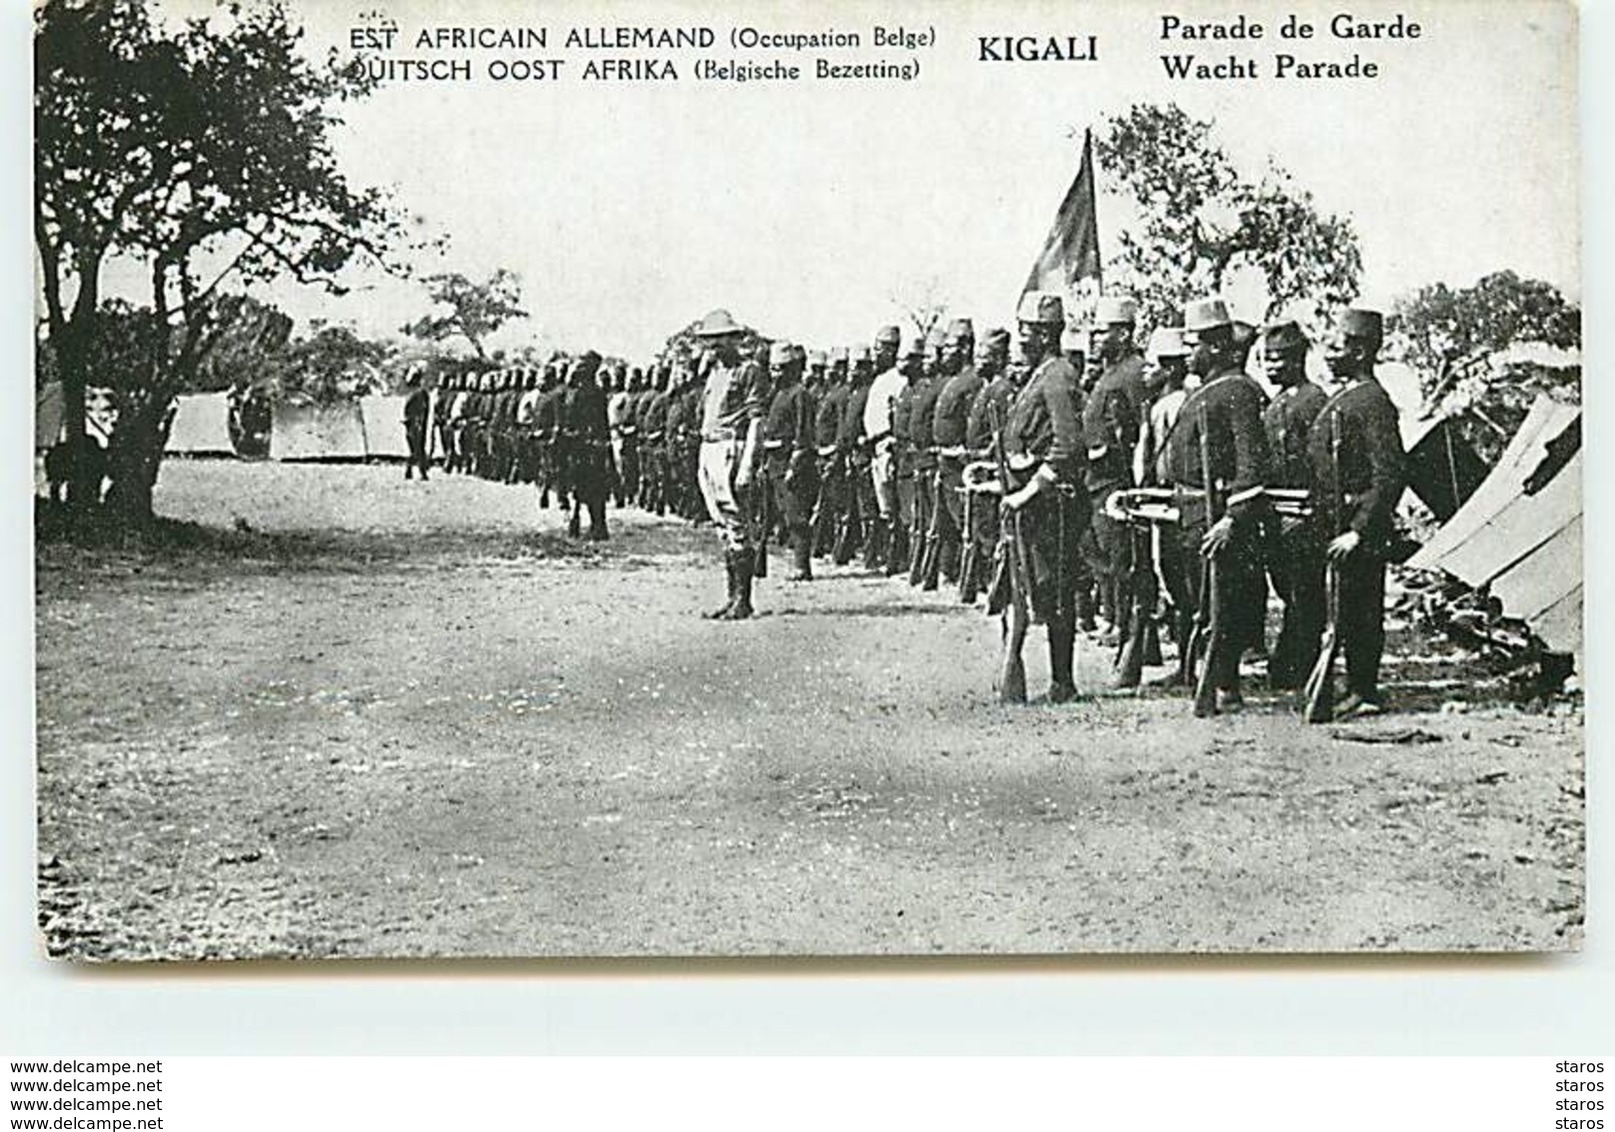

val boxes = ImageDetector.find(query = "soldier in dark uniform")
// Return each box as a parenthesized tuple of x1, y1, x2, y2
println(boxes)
(763, 341, 818, 581)
(1309, 308, 1407, 718)
(963, 328, 1015, 600)
(887, 336, 925, 577)
(1082, 296, 1148, 644)
(931, 317, 981, 588)
(811, 347, 849, 558)
(907, 326, 947, 586)
(431, 371, 455, 473)
(562, 352, 611, 540)
(804, 350, 827, 400)
(692, 309, 770, 619)
(1000, 292, 1091, 703)
(1261, 320, 1329, 690)
(640, 365, 671, 515)
(664, 366, 694, 520)
(676, 363, 707, 522)
(838, 347, 878, 567)
(864, 327, 907, 577)
(1165, 298, 1272, 714)
(402, 367, 431, 481)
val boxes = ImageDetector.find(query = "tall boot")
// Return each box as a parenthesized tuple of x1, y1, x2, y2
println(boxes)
(885, 523, 907, 577)
(722, 550, 755, 620)
(703, 552, 739, 619)
(863, 518, 886, 571)
(1048, 612, 1078, 703)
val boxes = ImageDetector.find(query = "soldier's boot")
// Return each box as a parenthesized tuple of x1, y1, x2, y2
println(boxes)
(884, 525, 907, 577)
(1077, 586, 1098, 634)
(862, 519, 886, 571)
(722, 550, 755, 621)
(703, 552, 740, 619)
(1048, 613, 1079, 703)
(939, 537, 961, 586)
(566, 510, 582, 539)
(789, 536, 813, 582)
(1143, 619, 1164, 668)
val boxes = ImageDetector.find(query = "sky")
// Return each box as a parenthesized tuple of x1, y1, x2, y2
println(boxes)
(100, 0, 1579, 364)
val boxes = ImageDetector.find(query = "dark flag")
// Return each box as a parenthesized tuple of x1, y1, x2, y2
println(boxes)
(1022, 129, 1102, 297)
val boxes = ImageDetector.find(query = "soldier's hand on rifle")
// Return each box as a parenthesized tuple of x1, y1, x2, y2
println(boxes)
(1327, 529, 1362, 560)
(1200, 515, 1233, 558)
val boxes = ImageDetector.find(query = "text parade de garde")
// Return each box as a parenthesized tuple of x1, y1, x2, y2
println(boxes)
(1158, 11, 1424, 80)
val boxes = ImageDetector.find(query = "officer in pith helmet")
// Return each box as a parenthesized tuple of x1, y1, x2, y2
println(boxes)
(1308, 308, 1406, 719)
(692, 309, 769, 620)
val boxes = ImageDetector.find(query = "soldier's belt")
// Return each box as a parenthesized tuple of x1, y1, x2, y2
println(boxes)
(762, 439, 788, 450)
(866, 430, 892, 447)
(935, 445, 969, 459)
(1007, 453, 1039, 473)
(701, 428, 740, 443)
(645, 430, 665, 443)
(815, 444, 839, 458)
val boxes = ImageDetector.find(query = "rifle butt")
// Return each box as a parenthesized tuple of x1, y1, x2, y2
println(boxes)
(997, 601, 1030, 704)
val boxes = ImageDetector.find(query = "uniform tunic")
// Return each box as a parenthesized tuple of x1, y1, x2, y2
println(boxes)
(1004, 355, 1090, 623)
(765, 379, 818, 533)
(1307, 377, 1407, 702)
(697, 358, 769, 550)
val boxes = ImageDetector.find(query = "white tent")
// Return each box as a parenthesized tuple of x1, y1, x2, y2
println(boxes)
(269, 401, 368, 461)
(358, 394, 410, 459)
(164, 392, 235, 455)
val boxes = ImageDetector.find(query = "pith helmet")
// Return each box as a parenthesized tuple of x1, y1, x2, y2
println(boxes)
(692, 309, 744, 338)
(1016, 292, 1065, 326)
(768, 341, 794, 366)
(1183, 298, 1232, 333)
(1094, 295, 1139, 325)
(1146, 327, 1189, 360)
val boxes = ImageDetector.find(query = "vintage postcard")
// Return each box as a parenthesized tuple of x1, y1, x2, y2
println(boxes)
(33, 0, 1580, 958)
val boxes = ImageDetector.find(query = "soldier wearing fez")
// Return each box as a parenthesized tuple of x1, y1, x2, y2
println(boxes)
(811, 347, 849, 558)
(1082, 295, 1148, 644)
(864, 326, 908, 576)
(931, 317, 981, 589)
(692, 310, 769, 620)
(561, 351, 612, 541)
(764, 341, 818, 582)
(962, 328, 1016, 602)
(907, 325, 947, 586)
(998, 292, 1091, 704)
(888, 335, 926, 579)
(1167, 298, 1271, 715)
(402, 366, 432, 481)
(1308, 308, 1407, 718)
(1260, 320, 1329, 690)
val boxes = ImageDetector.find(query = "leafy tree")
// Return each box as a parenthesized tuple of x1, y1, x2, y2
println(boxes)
(402, 270, 528, 360)
(35, 0, 403, 518)
(1392, 270, 1581, 462)
(1094, 104, 1362, 331)
(281, 323, 389, 404)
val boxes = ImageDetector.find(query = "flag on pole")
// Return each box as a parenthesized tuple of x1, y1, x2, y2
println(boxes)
(1022, 129, 1102, 301)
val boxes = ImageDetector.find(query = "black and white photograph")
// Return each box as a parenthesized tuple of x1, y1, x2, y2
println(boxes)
(33, 0, 1581, 959)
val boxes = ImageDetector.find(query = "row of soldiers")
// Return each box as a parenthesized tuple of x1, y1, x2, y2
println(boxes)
(667, 293, 1405, 722)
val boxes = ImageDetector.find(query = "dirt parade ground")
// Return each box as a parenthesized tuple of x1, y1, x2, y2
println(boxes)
(33, 461, 1583, 960)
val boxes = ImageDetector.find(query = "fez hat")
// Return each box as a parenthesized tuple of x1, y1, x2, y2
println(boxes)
(768, 341, 794, 366)
(980, 327, 1011, 356)
(1146, 327, 1189, 360)
(1060, 324, 1087, 352)
(1094, 295, 1139, 325)
(1183, 298, 1232, 333)
(903, 334, 926, 359)
(1262, 320, 1310, 352)
(945, 317, 975, 342)
(693, 309, 744, 338)
(807, 349, 826, 368)
(875, 325, 902, 345)
(1340, 308, 1384, 342)
(829, 346, 849, 365)
(1016, 291, 1065, 326)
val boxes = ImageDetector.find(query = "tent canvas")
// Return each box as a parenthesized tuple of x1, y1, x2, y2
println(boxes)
(359, 394, 410, 459)
(269, 401, 368, 461)
(1406, 395, 1580, 571)
(164, 392, 235, 455)
(1438, 451, 1580, 589)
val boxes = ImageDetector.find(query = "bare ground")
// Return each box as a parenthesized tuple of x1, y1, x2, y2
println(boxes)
(34, 460, 1584, 959)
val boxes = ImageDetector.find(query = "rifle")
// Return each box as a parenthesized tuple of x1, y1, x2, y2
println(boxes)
(1303, 413, 1344, 723)
(751, 468, 771, 579)
(907, 467, 928, 584)
(1113, 517, 1155, 688)
(957, 474, 979, 603)
(919, 465, 944, 590)
(988, 402, 1033, 704)
(1191, 401, 1224, 718)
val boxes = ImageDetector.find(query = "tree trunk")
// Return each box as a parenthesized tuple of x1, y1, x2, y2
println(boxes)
(101, 392, 172, 525)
